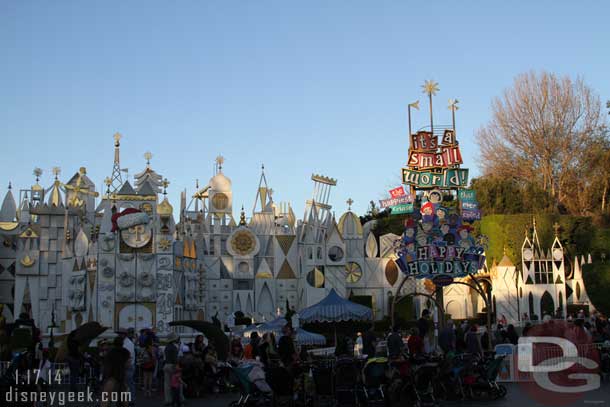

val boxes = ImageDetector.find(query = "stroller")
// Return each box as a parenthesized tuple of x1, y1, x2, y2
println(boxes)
(411, 357, 440, 406)
(462, 355, 507, 400)
(312, 361, 335, 407)
(362, 357, 388, 406)
(334, 357, 360, 407)
(229, 362, 273, 407)
(266, 365, 293, 407)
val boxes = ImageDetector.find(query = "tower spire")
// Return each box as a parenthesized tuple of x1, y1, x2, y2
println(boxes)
(109, 132, 123, 194)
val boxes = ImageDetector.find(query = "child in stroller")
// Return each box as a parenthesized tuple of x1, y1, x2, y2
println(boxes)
(229, 361, 273, 407)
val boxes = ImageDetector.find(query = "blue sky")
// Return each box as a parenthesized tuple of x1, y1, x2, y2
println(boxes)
(1, 1, 609, 218)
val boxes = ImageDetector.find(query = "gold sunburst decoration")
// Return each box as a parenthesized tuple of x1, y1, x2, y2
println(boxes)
(422, 80, 439, 96)
(231, 230, 256, 256)
(345, 262, 362, 283)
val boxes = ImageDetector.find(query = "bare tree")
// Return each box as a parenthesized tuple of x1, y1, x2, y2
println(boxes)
(477, 71, 608, 214)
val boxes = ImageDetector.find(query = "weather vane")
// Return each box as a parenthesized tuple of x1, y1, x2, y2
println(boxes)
(33, 168, 43, 183)
(422, 80, 439, 134)
(162, 178, 170, 195)
(216, 155, 224, 171)
(448, 99, 459, 132)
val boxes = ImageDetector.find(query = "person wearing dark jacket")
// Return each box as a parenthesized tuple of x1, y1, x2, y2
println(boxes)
(387, 326, 404, 359)
(362, 327, 377, 358)
(278, 325, 297, 369)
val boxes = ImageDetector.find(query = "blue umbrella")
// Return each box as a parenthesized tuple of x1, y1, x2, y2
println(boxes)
(294, 327, 326, 346)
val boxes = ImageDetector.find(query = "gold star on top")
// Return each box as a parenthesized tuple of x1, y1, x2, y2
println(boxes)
(408, 100, 420, 110)
(113, 132, 122, 143)
(52, 167, 61, 179)
(144, 151, 153, 164)
(422, 80, 439, 96)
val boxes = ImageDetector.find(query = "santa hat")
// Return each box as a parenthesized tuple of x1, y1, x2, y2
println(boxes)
(111, 208, 149, 232)
(420, 202, 434, 213)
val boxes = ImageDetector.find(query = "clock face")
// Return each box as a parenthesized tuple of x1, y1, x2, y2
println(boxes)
(553, 248, 563, 261)
(523, 248, 533, 261)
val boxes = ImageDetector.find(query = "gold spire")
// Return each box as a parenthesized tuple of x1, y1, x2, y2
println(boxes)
(113, 132, 122, 146)
(144, 151, 152, 168)
(239, 205, 246, 226)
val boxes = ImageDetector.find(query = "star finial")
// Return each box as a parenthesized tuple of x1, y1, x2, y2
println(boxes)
(52, 167, 61, 180)
(113, 132, 122, 146)
(347, 198, 354, 210)
(422, 80, 439, 96)
(144, 151, 152, 166)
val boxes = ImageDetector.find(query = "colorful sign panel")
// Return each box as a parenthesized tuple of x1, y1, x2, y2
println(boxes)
(458, 189, 477, 202)
(407, 147, 463, 169)
(394, 188, 486, 279)
(390, 203, 414, 215)
(389, 186, 406, 198)
(461, 209, 482, 221)
(402, 168, 469, 189)
(379, 195, 414, 208)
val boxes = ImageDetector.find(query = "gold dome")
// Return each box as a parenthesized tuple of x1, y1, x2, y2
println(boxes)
(157, 197, 173, 216)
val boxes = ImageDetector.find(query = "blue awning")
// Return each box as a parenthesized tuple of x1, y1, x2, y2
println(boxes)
(299, 289, 373, 323)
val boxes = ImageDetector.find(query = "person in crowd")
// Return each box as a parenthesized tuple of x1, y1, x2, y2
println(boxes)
(229, 337, 244, 363)
(163, 332, 180, 406)
(363, 326, 377, 358)
(243, 331, 260, 360)
(67, 330, 83, 392)
(192, 334, 206, 359)
(387, 325, 404, 359)
(140, 338, 156, 397)
(498, 314, 507, 326)
(278, 324, 298, 370)
(36, 348, 52, 393)
(493, 324, 505, 345)
(522, 322, 532, 337)
(481, 328, 490, 350)
(101, 336, 130, 407)
(259, 332, 278, 367)
(465, 324, 483, 356)
(117, 328, 136, 404)
(505, 324, 519, 345)
(354, 332, 363, 356)
(455, 322, 466, 352)
(170, 362, 186, 407)
(439, 320, 456, 354)
(335, 335, 351, 357)
(407, 327, 424, 356)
